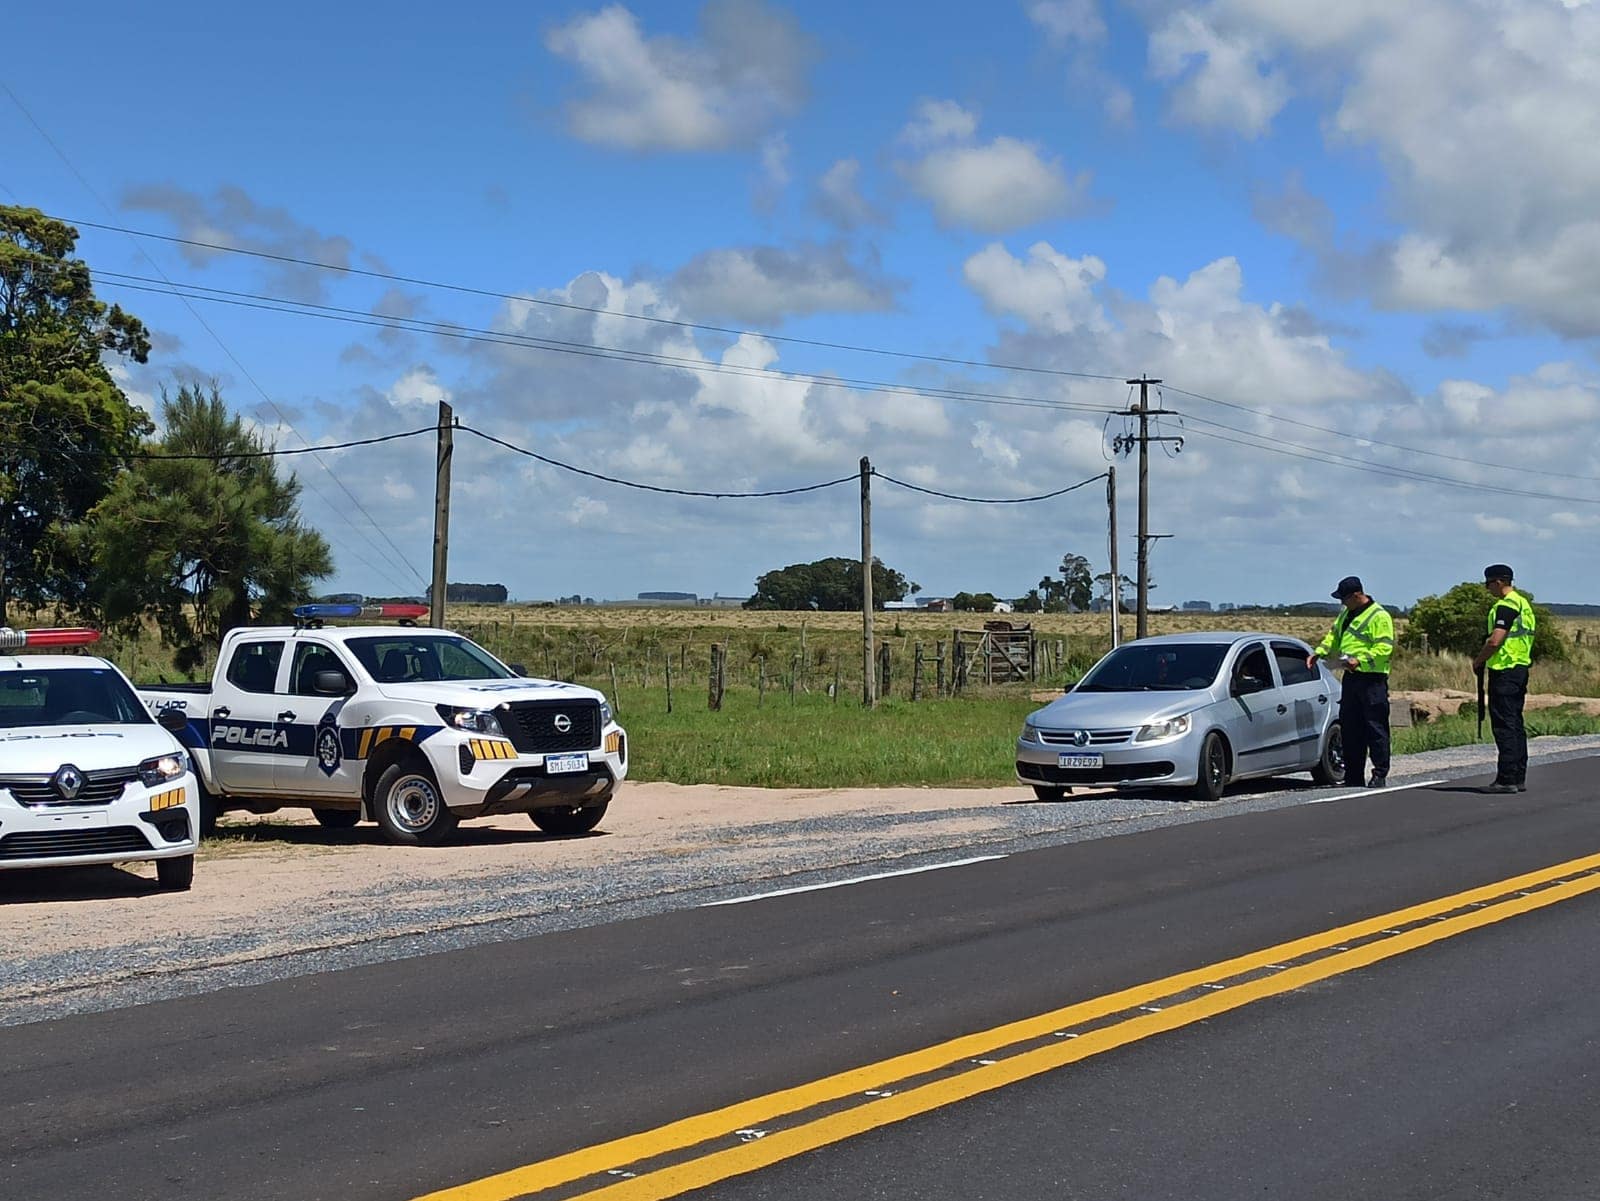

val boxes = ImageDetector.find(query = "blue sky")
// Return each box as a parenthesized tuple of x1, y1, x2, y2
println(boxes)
(5, 0, 1599, 606)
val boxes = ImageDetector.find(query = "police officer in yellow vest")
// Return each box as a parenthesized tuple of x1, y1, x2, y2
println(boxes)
(1470, 563, 1535, 794)
(1308, 576, 1396, 787)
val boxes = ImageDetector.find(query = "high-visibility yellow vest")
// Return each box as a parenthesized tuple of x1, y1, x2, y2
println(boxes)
(1486, 588, 1536, 670)
(1314, 601, 1395, 674)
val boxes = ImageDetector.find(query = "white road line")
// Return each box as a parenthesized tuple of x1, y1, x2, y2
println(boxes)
(702, 855, 1008, 907)
(1305, 778, 1446, 804)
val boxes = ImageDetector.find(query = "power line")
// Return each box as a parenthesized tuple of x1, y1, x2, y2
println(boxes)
(54, 213, 1128, 384)
(131, 425, 436, 460)
(1164, 382, 1600, 485)
(460, 426, 859, 498)
(2, 85, 428, 593)
(92, 273, 1124, 418)
(872, 470, 1107, 504)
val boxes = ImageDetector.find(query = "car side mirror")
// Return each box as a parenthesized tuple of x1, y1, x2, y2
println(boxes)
(156, 707, 188, 733)
(509, 662, 528, 676)
(313, 670, 352, 696)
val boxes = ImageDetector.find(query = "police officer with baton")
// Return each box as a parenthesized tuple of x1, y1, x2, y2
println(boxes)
(1308, 576, 1395, 788)
(1471, 564, 1536, 794)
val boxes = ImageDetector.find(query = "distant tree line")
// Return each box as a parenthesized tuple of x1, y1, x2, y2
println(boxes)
(745, 557, 914, 610)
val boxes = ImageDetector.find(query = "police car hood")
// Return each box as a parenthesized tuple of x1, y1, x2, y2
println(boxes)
(0, 723, 181, 775)
(374, 677, 608, 710)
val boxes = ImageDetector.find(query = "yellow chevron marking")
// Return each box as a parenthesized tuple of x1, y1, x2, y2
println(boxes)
(399, 727, 416, 742)
(358, 728, 376, 758)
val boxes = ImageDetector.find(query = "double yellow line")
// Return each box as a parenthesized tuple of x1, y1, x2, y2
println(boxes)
(415, 850, 1600, 1201)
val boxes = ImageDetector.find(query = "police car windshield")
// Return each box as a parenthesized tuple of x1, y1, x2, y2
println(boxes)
(346, 635, 514, 683)
(1073, 643, 1229, 692)
(0, 668, 152, 727)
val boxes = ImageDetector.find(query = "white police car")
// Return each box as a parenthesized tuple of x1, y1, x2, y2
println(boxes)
(0, 628, 199, 890)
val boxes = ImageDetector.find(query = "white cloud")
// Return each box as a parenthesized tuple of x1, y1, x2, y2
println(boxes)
(566, 496, 610, 525)
(1026, 0, 1106, 44)
(899, 98, 980, 148)
(899, 127, 1088, 232)
(813, 159, 882, 229)
(667, 243, 898, 324)
(964, 242, 1111, 334)
(386, 366, 451, 409)
(544, 1, 814, 151)
(1143, 0, 1600, 334)
(1148, 10, 1288, 138)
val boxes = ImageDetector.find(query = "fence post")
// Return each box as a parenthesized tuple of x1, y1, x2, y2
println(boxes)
(912, 643, 923, 701)
(758, 655, 766, 708)
(936, 639, 946, 695)
(984, 632, 993, 686)
(665, 656, 673, 714)
(833, 655, 841, 703)
(609, 661, 621, 714)
(708, 644, 725, 711)
(790, 654, 799, 704)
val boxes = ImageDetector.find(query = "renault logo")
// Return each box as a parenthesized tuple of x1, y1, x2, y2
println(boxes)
(53, 764, 85, 800)
(1069, 730, 1090, 747)
(553, 714, 572, 734)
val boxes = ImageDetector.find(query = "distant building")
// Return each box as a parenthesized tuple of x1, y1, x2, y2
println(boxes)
(638, 591, 697, 602)
(992, 601, 1014, 614)
(699, 594, 749, 608)
(924, 598, 952, 613)
(1182, 600, 1213, 611)
(883, 599, 919, 610)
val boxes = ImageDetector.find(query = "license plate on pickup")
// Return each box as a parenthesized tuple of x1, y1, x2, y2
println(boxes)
(1057, 753, 1103, 770)
(545, 753, 589, 775)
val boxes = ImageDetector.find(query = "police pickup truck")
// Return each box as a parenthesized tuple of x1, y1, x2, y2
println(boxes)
(138, 610, 628, 845)
(1, 628, 198, 889)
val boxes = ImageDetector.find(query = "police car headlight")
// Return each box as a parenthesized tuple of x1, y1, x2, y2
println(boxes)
(600, 702, 613, 727)
(1135, 714, 1192, 743)
(436, 705, 504, 736)
(138, 750, 189, 786)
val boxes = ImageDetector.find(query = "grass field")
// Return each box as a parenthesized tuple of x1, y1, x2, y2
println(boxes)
(46, 605, 1600, 789)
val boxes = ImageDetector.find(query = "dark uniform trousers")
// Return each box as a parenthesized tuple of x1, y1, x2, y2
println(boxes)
(1340, 670, 1391, 784)
(1487, 665, 1529, 786)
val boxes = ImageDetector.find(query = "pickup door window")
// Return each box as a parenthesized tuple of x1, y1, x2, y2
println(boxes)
(210, 639, 287, 793)
(272, 640, 360, 799)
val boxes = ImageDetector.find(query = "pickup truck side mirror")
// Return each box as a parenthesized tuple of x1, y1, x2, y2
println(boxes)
(509, 662, 528, 676)
(156, 707, 189, 733)
(313, 670, 353, 696)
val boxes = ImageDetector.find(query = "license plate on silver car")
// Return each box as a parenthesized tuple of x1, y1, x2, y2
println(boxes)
(545, 753, 589, 774)
(1058, 753, 1103, 769)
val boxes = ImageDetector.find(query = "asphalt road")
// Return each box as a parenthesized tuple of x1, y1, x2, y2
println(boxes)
(6, 757, 1599, 1200)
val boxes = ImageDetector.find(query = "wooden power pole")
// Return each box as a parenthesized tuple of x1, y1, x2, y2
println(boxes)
(429, 400, 454, 628)
(860, 456, 876, 709)
(1107, 465, 1121, 649)
(1116, 377, 1181, 639)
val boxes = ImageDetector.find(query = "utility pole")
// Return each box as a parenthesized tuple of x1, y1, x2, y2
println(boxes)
(430, 400, 454, 629)
(860, 456, 876, 709)
(1107, 465, 1120, 649)
(1115, 377, 1181, 639)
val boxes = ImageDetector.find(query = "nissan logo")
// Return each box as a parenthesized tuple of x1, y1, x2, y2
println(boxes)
(53, 764, 85, 800)
(1070, 730, 1090, 747)
(553, 714, 572, 734)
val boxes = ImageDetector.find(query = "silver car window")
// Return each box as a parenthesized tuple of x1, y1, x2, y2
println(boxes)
(1075, 643, 1229, 692)
(1231, 644, 1273, 695)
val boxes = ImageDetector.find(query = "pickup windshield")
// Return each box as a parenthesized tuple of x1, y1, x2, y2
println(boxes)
(1073, 643, 1229, 693)
(0, 668, 153, 727)
(345, 635, 514, 683)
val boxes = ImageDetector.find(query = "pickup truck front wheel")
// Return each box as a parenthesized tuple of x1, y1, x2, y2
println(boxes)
(373, 763, 459, 846)
(531, 799, 609, 836)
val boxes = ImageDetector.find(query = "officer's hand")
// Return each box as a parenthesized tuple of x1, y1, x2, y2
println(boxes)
(1305, 655, 1317, 670)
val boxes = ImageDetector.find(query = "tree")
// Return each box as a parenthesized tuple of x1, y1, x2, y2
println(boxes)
(1012, 589, 1044, 613)
(951, 591, 999, 612)
(0, 206, 152, 622)
(745, 556, 910, 610)
(1058, 553, 1093, 612)
(1402, 581, 1566, 662)
(82, 385, 332, 673)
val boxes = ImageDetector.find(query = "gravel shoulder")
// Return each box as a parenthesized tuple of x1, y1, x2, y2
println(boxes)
(3, 736, 1596, 1026)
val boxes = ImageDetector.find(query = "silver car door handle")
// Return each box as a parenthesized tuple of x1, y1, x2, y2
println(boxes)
(214, 706, 231, 718)
(1317, 694, 1328, 704)
(1276, 704, 1288, 714)
(277, 710, 296, 722)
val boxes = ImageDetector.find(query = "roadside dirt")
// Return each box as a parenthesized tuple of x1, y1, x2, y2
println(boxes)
(1397, 690, 1600, 721)
(0, 782, 1040, 966)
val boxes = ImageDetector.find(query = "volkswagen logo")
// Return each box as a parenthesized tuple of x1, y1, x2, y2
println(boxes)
(52, 764, 85, 800)
(553, 713, 573, 734)
(1069, 730, 1090, 748)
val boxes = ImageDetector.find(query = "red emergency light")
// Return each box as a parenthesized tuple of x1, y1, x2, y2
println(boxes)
(0, 627, 103, 651)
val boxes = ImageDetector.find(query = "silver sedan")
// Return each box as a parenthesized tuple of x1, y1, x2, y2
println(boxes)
(1016, 632, 1345, 802)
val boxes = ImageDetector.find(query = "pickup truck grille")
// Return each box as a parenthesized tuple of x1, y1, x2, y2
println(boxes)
(0, 826, 153, 860)
(0, 767, 138, 807)
(504, 700, 601, 754)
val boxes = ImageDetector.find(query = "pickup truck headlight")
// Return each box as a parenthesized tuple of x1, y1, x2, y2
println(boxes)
(600, 702, 613, 727)
(1134, 714, 1192, 743)
(436, 705, 505, 736)
(138, 750, 189, 786)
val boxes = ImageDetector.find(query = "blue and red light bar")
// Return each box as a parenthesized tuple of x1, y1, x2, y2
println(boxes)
(0, 627, 102, 651)
(291, 603, 431, 622)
